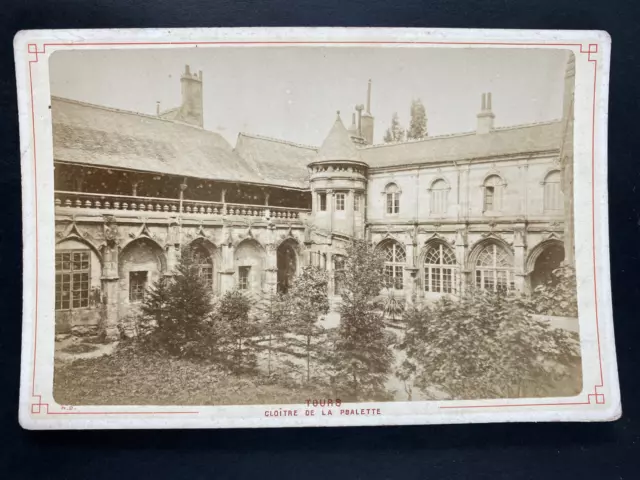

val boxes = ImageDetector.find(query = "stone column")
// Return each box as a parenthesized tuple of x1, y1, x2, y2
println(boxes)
(348, 189, 355, 237)
(327, 189, 334, 233)
(513, 226, 527, 292)
(219, 226, 235, 293)
(100, 244, 120, 340)
(455, 227, 469, 294)
(165, 244, 179, 275)
(404, 242, 417, 306)
(265, 243, 278, 295)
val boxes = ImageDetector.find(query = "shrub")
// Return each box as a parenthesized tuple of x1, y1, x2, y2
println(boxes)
(398, 288, 581, 400)
(528, 265, 579, 317)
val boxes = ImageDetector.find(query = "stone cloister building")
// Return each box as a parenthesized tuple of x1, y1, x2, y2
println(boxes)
(53, 56, 575, 335)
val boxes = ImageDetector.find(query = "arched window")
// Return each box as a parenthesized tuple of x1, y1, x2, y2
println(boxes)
(333, 254, 346, 295)
(192, 244, 213, 288)
(474, 243, 514, 292)
(430, 179, 449, 214)
(385, 183, 400, 215)
(543, 170, 563, 212)
(381, 240, 406, 290)
(483, 175, 504, 213)
(424, 243, 457, 294)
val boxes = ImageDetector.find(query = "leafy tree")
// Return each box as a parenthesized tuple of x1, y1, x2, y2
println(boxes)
(284, 266, 331, 383)
(407, 98, 428, 140)
(139, 246, 214, 358)
(331, 240, 394, 401)
(383, 112, 406, 143)
(398, 289, 581, 400)
(527, 265, 579, 317)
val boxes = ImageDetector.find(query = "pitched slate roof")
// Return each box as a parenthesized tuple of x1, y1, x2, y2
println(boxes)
(360, 121, 564, 169)
(233, 133, 317, 189)
(316, 114, 361, 162)
(51, 97, 305, 189)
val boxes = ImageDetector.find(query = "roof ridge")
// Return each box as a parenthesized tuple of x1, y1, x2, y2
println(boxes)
(50, 95, 210, 133)
(362, 119, 563, 150)
(238, 132, 318, 151)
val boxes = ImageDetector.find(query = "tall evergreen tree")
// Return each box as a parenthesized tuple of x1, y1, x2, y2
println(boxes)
(331, 240, 394, 401)
(285, 266, 331, 383)
(139, 246, 214, 358)
(383, 112, 406, 143)
(407, 98, 428, 140)
(211, 290, 260, 374)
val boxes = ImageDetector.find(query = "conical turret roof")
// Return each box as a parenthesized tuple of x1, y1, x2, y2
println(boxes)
(316, 112, 361, 162)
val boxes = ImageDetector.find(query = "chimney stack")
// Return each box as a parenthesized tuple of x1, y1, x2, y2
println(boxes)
(366, 79, 372, 114)
(179, 64, 204, 127)
(476, 92, 495, 134)
(355, 104, 364, 138)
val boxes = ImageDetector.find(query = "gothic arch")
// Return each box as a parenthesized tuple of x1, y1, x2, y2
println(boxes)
(526, 239, 565, 274)
(419, 239, 458, 266)
(189, 237, 220, 260)
(234, 238, 266, 292)
(467, 237, 514, 269)
(375, 237, 405, 252)
(276, 238, 300, 294)
(118, 237, 167, 273)
(56, 234, 103, 263)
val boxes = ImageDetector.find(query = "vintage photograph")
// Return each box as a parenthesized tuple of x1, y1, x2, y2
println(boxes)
(48, 45, 581, 406)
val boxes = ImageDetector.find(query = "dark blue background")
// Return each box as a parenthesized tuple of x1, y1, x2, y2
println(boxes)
(1, 1, 639, 478)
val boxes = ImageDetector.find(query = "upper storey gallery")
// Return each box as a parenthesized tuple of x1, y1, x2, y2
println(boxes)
(52, 55, 574, 228)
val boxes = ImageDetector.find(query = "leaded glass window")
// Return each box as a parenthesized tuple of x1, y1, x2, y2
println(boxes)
(424, 243, 457, 294)
(381, 241, 405, 290)
(55, 251, 90, 310)
(474, 243, 514, 292)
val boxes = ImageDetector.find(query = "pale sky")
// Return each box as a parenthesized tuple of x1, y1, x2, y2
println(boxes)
(49, 47, 570, 147)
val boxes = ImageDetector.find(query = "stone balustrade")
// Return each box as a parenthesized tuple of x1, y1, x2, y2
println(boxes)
(54, 191, 310, 220)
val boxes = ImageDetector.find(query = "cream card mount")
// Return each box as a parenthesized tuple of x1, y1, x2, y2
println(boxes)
(14, 27, 618, 430)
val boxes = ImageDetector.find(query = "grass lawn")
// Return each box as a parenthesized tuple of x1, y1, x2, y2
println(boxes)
(53, 341, 326, 406)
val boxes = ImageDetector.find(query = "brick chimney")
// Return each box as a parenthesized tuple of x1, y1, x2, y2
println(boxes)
(476, 92, 495, 134)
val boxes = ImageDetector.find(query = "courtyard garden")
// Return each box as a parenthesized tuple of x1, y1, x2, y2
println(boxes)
(53, 241, 582, 406)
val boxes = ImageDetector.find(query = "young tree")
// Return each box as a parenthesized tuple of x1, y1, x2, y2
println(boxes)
(398, 289, 581, 400)
(407, 98, 428, 140)
(383, 112, 406, 143)
(211, 290, 260, 374)
(285, 266, 331, 383)
(251, 290, 291, 378)
(331, 240, 394, 401)
(139, 246, 214, 358)
(139, 274, 172, 336)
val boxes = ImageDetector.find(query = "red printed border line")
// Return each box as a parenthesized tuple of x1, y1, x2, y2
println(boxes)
(26, 40, 602, 417)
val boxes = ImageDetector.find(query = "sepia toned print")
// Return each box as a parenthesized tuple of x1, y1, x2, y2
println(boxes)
(47, 45, 583, 406)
